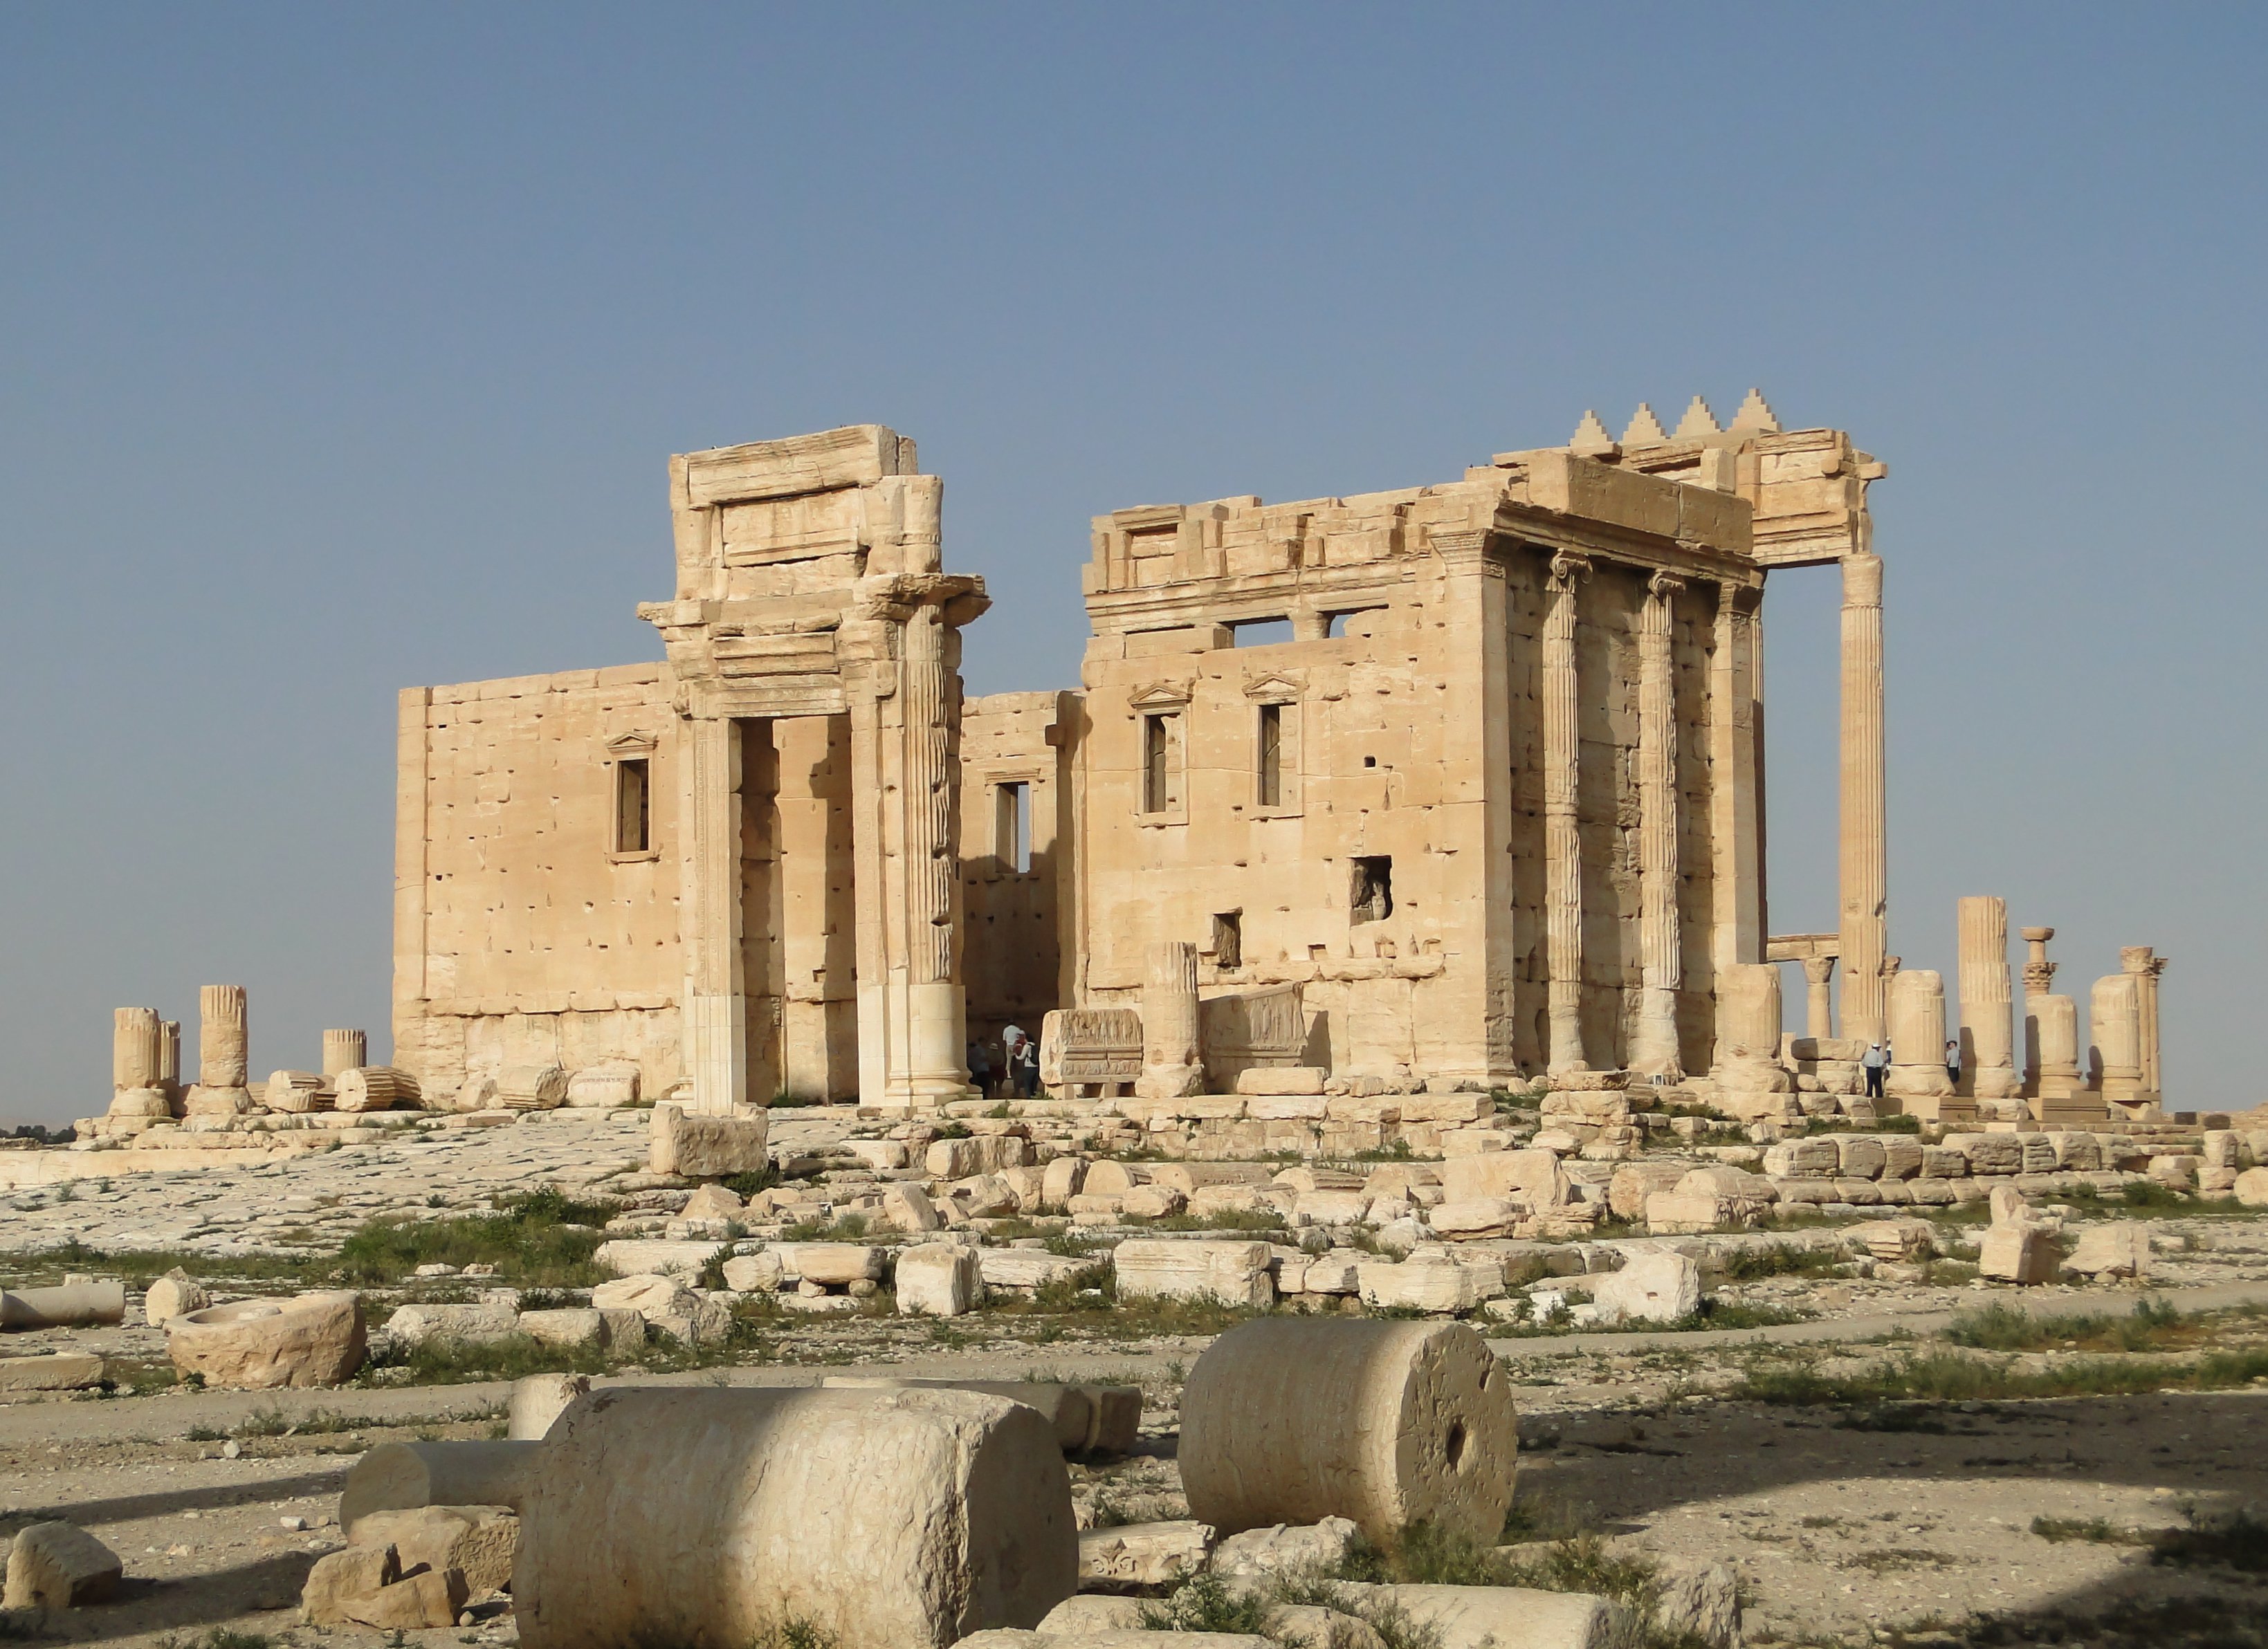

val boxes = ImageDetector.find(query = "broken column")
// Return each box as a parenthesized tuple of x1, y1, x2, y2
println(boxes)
(1957, 896, 2020, 1107)
(1885, 969, 1957, 1116)
(107, 1007, 170, 1123)
(1706, 963, 1794, 1121)
(2092, 973, 2147, 1113)
(1542, 551, 1590, 1074)
(323, 1030, 367, 1079)
(1180, 1319, 1518, 1546)
(1629, 572, 1684, 1082)
(2020, 926, 2056, 1089)
(1838, 552, 1887, 1046)
(1801, 956, 1836, 1040)
(1135, 941, 1205, 1100)
(185, 985, 252, 1116)
(2027, 994, 2091, 1119)
(513, 1386, 1075, 1649)
(2122, 946, 2167, 1104)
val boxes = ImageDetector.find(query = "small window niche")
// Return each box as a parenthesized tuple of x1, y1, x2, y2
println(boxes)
(1141, 712, 1183, 815)
(1350, 855, 1393, 924)
(1256, 703, 1285, 808)
(995, 780, 1032, 874)
(606, 734, 659, 861)
(1211, 910, 1243, 970)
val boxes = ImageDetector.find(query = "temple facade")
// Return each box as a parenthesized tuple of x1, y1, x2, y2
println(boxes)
(392, 400, 1899, 1114)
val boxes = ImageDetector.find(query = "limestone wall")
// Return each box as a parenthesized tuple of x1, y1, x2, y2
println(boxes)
(393, 665, 686, 1105)
(958, 692, 1077, 1058)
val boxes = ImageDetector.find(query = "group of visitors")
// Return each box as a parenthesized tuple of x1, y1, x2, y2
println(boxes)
(1858, 1039, 1966, 1098)
(967, 1025, 1040, 1099)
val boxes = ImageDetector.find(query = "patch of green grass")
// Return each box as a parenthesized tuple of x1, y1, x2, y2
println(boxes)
(336, 1189, 617, 1288)
(1321, 1523, 1671, 1643)
(1740, 1342, 2268, 1405)
(747, 1619, 839, 1649)
(1491, 1298, 1813, 1338)
(2150, 1510, 2268, 1573)
(778, 1214, 870, 1242)
(2032, 1516, 2152, 1546)
(721, 1166, 780, 1199)
(1948, 1296, 2189, 1354)
(155, 1633, 273, 1649)
(1126, 1208, 1290, 1235)
(1719, 1242, 1860, 1282)
(1140, 1573, 1276, 1637)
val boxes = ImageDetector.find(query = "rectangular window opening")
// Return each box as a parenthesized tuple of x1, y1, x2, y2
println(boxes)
(995, 781, 1032, 874)
(1256, 703, 1284, 808)
(614, 758, 651, 855)
(1142, 714, 1180, 813)
(1231, 616, 1295, 647)
(1326, 607, 1387, 640)
(1211, 910, 1243, 970)
(1351, 855, 1393, 924)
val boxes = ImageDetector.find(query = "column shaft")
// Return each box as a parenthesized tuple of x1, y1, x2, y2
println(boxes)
(1957, 896, 2019, 1100)
(1542, 553, 1588, 1074)
(1838, 553, 1887, 1044)
(1631, 573, 1683, 1080)
(682, 714, 747, 1115)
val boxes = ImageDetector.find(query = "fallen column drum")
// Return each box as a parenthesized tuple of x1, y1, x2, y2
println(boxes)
(1179, 1318, 1519, 1544)
(514, 1385, 1077, 1649)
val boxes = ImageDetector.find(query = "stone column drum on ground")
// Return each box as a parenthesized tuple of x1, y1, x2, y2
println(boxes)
(1629, 572, 1685, 1082)
(1838, 553, 1887, 1046)
(186, 985, 253, 1116)
(323, 1031, 368, 1080)
(1542, 551, 1590, 1074)
(1178, 1319, 1519, 1546)
(513, 1385, 1075, 1649)
(1135, 941, 1205, 1100)
(1957, 896, 2020, 1104)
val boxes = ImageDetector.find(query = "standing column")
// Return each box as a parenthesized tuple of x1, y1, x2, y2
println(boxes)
(1136, 941, 1205, 1099)
(188, 985, 252, 1116)
(1631, 573, 1684, 1081)
(322, 1030, 367, 1079)
(1801, 956, 1836, 1039)
(1957, 896, 2019, 1103)
(2020, 926, 2057, 1090)
(1837, 552, 1887, 1044)
(682, 714, 747, 1115)
(1543, 551, 1590, 1075)
(2122, 947, 2166, 1103)
(897, 605, 973, 1106)
(2091, 973, 2145, 1111)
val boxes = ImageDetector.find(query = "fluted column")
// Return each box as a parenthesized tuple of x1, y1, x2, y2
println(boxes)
(1838, 552, 1887, 1044)
(682, 713, 747, 1115)
(1543, 551, 1589, 1074)
(1957, 896, 2019, 1101)
(111, 1007, 161, 1092)
(1886, 969, 1961, 1118)
(2121, 946, 2166, 1101)
(899, 605, 971, 1103)
(2020, 926, 2056, 1090)
(1801, 956, 1836, 1039)
(188, 984, 253, 1116)
(2091, 973, 2144, 1109)
(322, 1030, 367, 1079)
(1631, 573, 1684, 1081)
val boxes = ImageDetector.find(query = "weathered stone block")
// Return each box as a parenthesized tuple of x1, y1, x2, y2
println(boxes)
(1114, 1240, 1274, 1308)
(649, 1104, 769, 1177)
(3, 1522, 122, 1610)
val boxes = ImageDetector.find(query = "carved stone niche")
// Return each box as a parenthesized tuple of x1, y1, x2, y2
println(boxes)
(1039, 1008, 1143, 1098)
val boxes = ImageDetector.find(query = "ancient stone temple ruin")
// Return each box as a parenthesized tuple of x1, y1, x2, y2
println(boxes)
(383, 401, 2165, 1121)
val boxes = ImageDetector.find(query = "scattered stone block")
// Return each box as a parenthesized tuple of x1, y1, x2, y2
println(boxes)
(302, 1542, 399, 1625)
(518, 1308, 607, 1352)
(1114, 1240, 1275, 1309)
(1079, 1520, 1215, 1588)
(592, 1240, 726, 1280)
(1234, 1067, 1326, 1096)
(1356, 1254, 1502, 1314)
(349, 1504, 519, 1594)
(2234, 1167, 2268, 1207)
(1295, 1189, 1372, 1226)
(679, 1183, 745, 1222)
(1348, 1584, 1618, 1649)
(385, 1300, 520, 1349)
(1426, 1198, 1521, 1239)
(720, 1253, 785, 1293)
(3, 1521, 122, 1609)
(978, 1250, 1088, 1291)
(2065, 1223, 2151, 1279)
(1979, 1225, 2059, 1285)
(1846, 1219, 1933, 1262)
(565, 1060, 641, 1108)
(343, 1565, 470, 1630)
(1122, 1183, 1188, 1220)
(1210, 1517, 1360, 1579)
(1590, 1252, 1701, 1324)
(335, 1067, 421, 1112)
(1607, 1161, 1688, 1220)
(0, 1281, 125, 1328)
(649, 1103, 769, 1177)
(143, 1269, 210, 1326)
(0, 1352, 105, 1392)
(1041, 1157, 1086, 1209)
(883, 1183, 943, 1233)
(779, 1243, 886, 1285)
(167, 1291, 365, 1390)
(1441, 1149, 1566, 1208)
(896, 1244, 982, 1317)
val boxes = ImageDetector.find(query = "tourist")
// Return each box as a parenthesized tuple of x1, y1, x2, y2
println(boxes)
(967, 1037, 992, 1098)
(1862, 1041, 1887, 1100)
(1012, 1030, 1041, 1098)
(1944, 1038, 1961, 1087)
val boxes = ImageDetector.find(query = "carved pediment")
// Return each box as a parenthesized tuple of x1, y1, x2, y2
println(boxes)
(605, 732, 660, 758)
(1242, 670, 1304, 702)
(1128, 679, 1194, 712)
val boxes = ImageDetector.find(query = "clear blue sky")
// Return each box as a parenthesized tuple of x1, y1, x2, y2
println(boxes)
(2, 6, 2260, 1124)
